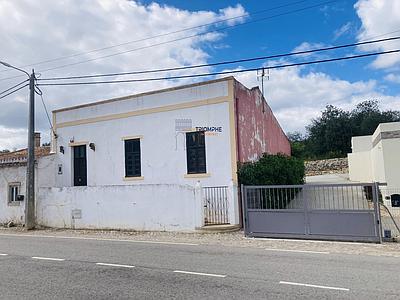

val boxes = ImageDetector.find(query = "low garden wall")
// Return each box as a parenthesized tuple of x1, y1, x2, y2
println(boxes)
(305, 158, 348, 176)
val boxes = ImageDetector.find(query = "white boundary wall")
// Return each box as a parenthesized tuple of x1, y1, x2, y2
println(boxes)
(37, 184, 202, 231)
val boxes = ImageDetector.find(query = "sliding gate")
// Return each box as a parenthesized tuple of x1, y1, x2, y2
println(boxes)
(242, 183, 382, 242)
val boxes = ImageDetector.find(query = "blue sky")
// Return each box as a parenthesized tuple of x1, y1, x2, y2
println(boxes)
(0, 0, 399, 148)
(137, 0, 398, 93)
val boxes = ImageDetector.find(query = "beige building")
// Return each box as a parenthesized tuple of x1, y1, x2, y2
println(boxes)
(348, 122, 400, 202)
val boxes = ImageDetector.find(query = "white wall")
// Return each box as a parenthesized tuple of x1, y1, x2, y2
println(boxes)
(380, 139, 400, 189)
(370, 140, 387, 184)
(56, 81, 229, 124)
(0, 154, 57, 224)
(351, 136, 372, 152)
(0, 165, 26, 224)
(348, 151, 372, 182)
(37, 184, 200, 231)
(348, 122, 400, 190)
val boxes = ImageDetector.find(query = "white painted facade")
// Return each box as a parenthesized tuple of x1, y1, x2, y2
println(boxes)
(348, 122, 400, 212)
(53, 79, 235, 188)
(348, 122, 400, 189)
(0, 155, 56, 225)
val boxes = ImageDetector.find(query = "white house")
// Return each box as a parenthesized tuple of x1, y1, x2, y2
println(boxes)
(1, 77, 290, 231)
(0, 134, 55, 225)
(348, 122, 400, 208)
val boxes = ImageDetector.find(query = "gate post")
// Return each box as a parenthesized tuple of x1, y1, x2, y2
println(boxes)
(194, 181, 204, 229)
(372, 182, 383, 243)
(228, 180, 239, 225)
(241, 185, 248, 235)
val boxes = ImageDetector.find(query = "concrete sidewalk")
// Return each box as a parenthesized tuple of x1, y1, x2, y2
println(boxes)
(1, 227, 399, 258)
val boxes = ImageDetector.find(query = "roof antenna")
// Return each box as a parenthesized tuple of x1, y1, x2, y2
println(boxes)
(257, 68, 270, 113)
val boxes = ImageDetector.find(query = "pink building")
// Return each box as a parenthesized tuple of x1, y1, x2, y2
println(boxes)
(233, 78, 290, 163)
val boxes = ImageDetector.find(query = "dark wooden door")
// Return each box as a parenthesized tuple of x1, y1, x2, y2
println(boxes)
(73, 145, 87, 186)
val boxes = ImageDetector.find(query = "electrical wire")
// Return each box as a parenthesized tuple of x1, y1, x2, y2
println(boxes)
(0, 83, 29, 100)
(34, 85, 43, 96)
(37, 49, 400, 86)
(0, 0, 311, 73)
(35, 85, 56, 137)
(0, 0, 339, 82)
(38, 36, 400, 81)
(0, 79, 29, 95)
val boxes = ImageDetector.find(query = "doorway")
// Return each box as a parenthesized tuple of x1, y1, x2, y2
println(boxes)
(73, 145, 87, 186)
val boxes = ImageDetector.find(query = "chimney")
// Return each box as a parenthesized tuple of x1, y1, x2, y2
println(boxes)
(34, 132, 41, 148)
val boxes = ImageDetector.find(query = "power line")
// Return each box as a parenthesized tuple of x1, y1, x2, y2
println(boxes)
(0, 83, 29, 100)
(37, 49, 400, 87)
(0, 79, 28, 95)
(35, 86, 56, 136)
(38, 36, 400, 81)
(0, 0, 339, 82)
(364, 29, 400, 41)
(0, 0, 311, 73)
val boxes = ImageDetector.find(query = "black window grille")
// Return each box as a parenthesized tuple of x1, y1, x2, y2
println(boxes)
(8, 184, 20, 203)
(186, 131, 206, 174)
(125, 139, 141, 177)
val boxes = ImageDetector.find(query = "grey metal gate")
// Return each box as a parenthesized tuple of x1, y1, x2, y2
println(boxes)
(242, 183, 382, 242)
(203, 186, 229, 225)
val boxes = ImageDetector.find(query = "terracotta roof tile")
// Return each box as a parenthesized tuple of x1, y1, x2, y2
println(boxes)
(0, 146, 52, 166)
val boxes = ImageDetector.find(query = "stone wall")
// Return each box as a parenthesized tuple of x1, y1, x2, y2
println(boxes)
(305, 158, 348, 176)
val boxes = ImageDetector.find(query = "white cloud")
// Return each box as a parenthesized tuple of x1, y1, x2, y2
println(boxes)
(355, 0, 400, 69)
(217, 4, 246, 26)
(292, 42, 327, 58)
(0, 0, 247, 150)
(0, 126, 27, 151)
(333, 22, 353, 40)
(384, 73, 400, 84)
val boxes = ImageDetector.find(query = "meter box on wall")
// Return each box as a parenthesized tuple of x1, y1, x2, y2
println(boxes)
(391, 194, 400, 208)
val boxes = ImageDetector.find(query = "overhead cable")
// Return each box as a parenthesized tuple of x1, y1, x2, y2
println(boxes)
(0, 84, 29, 100)
(37, 49, 400, 86)
(38, 36, 400, 81)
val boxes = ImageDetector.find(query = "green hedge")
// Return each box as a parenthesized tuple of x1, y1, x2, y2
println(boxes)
(238, 153, 305, 186)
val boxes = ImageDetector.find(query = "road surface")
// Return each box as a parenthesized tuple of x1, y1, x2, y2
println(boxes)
(0, 233, 398, 299)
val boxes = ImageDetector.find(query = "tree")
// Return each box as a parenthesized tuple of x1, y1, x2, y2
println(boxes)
(306, 105, 352, 158)
(287, 132, 308, 159)
(351, 100, 400, 136)
(301, 100, 400, 159)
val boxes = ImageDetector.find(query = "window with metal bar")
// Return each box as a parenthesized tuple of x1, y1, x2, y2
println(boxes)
(186, 131, 206, 174)
(124, 138, 141, 177)
(8, 183, 21, 205)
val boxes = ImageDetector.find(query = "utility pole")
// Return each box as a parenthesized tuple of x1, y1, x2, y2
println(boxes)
(25, 69, 36, 230)
(0, 61, 35, 229)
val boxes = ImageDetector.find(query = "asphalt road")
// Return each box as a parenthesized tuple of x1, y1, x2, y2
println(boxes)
(0, 233, 399, 299)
